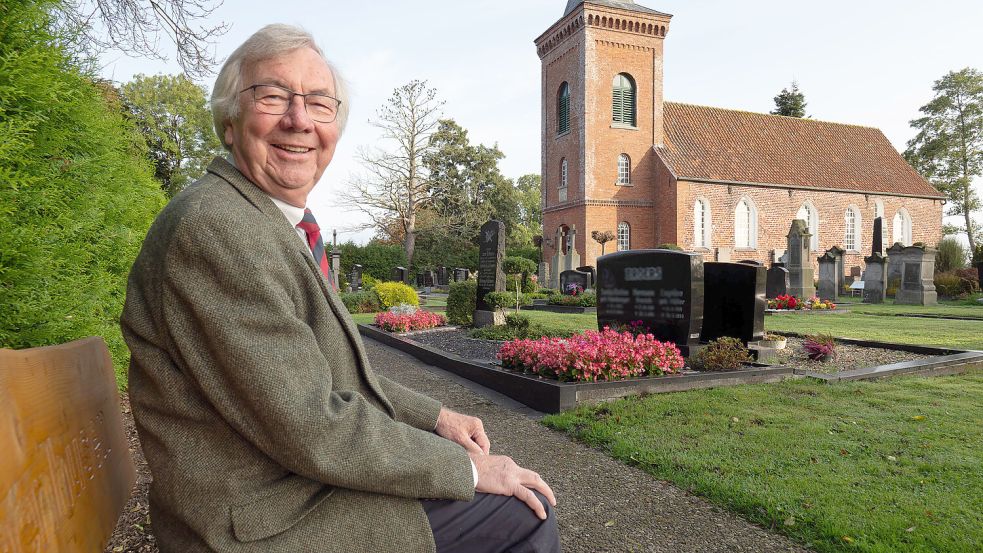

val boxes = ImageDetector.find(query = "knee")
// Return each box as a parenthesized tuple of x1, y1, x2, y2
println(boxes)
(528, 491, 561, 552)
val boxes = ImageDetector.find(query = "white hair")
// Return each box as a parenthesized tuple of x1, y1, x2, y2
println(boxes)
(210, 24, 350, 149)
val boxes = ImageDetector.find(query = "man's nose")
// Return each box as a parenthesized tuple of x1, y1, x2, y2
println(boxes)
(281, 95, 314, 130)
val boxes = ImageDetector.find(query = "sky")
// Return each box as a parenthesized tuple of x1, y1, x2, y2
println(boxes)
(97, 0, 983, 246)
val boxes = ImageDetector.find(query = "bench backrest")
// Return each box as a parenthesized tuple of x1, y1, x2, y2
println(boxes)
(0, 337, 135, 553)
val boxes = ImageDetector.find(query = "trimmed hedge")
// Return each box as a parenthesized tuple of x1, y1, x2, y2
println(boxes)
(446, 280, 477, 326)
(373, 282, 419, 310)
(0, 0, 166, 387)
(339, 290, 381, 314)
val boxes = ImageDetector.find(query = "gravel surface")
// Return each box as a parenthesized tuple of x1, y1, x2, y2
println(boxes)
(406, 327, 935, 375)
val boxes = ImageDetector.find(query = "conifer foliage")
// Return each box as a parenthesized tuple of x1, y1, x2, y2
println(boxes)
(770, 80, 808, 118)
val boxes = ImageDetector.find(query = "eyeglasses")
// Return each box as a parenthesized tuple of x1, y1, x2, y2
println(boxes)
(240, 84, 341, 123)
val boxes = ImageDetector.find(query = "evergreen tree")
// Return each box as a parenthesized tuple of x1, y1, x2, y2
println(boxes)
(771, 80, 808, 118)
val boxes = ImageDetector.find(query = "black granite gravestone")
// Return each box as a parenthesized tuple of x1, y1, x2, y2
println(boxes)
(700, 262, 766, 344)
(872, 217, 884, 256)
(766, 266, 789, 298)
(436, 266, 448, 286)
(454, 268, 470, 282)
(596, 250, 704, 357)
(416, 272, 425, 287)
(575, 265, 596, 289)
(392, 266, 407, 283)
(560, 269, 591, 294)
(424, 271, 436, 288)
(475, 220, 506, 311)
(738, 260, 762, 266)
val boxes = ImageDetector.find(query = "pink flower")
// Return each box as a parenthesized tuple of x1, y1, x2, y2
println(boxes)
(374, 310, 447, 332)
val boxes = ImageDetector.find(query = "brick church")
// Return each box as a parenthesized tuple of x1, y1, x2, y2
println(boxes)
(536, 0, 943, 288)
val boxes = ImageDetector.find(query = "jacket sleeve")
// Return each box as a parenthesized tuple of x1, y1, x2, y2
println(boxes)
(160, 210, 474, 502)
(374, 374, 442, 431)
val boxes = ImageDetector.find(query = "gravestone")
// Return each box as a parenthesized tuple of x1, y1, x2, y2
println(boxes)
(538, 262, 551, 290)
(576, 265, 597, 289)
(715, 247, 732, 262)
(329, 250, 341, 291)
(550, 226, 581, 288)
(699, 262, 766, 344)
(863, 219, 888, 303)
(766, 266, 789, 298)
(424, 270, 436, 288)
(416, 272, 425, 288)
(392, 266, 407, 284)
(474, 220, 506, 326)
(454, 267, 470, 282)
(349, 264, 363, 291)
(436, 266, 448, 286)
(886, 242, 906, 284)
(560, 269, 591, 294)
(771, 249, 786, 267)
(828, 246, 846, 296)
(738, 259, 762, 266)
(895, 245, 937, 306)
(849, 266, 862, 283)
(786, 220, 815, 299)
(817, 252, 838, 300)
(596, 250, 705, 358)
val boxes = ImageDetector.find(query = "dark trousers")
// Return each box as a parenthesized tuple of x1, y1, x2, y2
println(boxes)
(421, 492, 561, 553)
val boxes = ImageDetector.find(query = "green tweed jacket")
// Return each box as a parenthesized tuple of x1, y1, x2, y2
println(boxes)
(121, 158, 474, 553)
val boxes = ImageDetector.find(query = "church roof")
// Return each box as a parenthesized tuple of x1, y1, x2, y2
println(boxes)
(658, 102, 943, 198)
(564, 0, 669, 17)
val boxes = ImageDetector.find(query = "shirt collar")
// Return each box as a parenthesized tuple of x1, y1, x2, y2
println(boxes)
(269, 196, 306, 228)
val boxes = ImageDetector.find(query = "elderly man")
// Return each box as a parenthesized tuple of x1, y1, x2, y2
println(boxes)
(121, 24, 559, 553)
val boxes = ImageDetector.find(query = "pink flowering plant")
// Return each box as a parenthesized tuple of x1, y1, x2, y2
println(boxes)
(497, 327, 685, 382)
(374, 310, 447, 333)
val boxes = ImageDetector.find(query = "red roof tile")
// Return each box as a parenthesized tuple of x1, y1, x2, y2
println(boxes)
(658, 102, 943, 198)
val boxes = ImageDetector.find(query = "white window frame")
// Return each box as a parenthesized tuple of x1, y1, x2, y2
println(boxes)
(734, 197, 757, 249)
(558, 159, 568, 203)
(693, 198, 711, 248)
(617, 222, 630, 251)
(796, 201, 819, 251)
(617, 154, 631, 185)
(893, 208, 912, 246)
(844, 206, 862, 252)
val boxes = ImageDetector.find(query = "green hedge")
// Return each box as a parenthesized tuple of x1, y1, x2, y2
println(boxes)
(337, 241, 408, 282)
(0, 0, 166, 387)
(446, 280, 477, 326)
(339, 290, 381, 314)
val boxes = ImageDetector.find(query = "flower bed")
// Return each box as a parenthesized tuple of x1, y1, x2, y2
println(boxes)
(767, 294, 835, 310)
(374, 310, 447, 333)
(497, 328, 684, 382)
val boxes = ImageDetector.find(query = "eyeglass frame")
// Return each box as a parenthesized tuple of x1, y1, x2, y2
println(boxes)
(238, 84, 342, 123)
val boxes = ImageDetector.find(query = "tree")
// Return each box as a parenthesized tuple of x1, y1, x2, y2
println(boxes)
(121, 73, 223, 196)
(342, 80, 443, 267)
(904, 67, 983, 254)
(770, 80, 808, 118)
(592, 230, 616, 255)
(56, 0, 228, 78)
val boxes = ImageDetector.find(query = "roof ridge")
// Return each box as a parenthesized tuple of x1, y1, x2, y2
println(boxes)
(664, 101, 884, 132)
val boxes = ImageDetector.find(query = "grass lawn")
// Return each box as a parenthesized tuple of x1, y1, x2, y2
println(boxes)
(544, 371, 983, 553)
(764, 312, 983, 351)
(840, 298, 983, 319)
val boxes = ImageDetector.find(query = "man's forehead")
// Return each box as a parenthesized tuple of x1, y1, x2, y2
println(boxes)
(243, 49, 334, 91)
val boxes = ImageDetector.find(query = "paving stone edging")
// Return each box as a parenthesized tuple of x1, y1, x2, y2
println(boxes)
(359, 324, 791, 413)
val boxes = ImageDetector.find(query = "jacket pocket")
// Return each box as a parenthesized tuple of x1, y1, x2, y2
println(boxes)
(230, 480, 336, 542)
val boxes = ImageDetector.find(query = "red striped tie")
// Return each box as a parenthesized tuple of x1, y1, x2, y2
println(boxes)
(296, 208, 337, 291)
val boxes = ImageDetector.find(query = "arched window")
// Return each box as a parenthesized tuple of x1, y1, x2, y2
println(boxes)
(873, 199, 886, 251)
(892, 209, 912, 246)
(844, 206, 862, 251)
(617, 154, 631, 185)
(734, 198, 757, 249)
(617, 222, 630, 251)
(558, 159, 568, 202)
(693, 198, 711, 248)
(612, 73, 636, 126)
(557, 82, 570, 135)
(796, 202, 819, 250)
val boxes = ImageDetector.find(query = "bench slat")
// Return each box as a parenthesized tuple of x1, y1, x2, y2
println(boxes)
(1, 337, 135, 553)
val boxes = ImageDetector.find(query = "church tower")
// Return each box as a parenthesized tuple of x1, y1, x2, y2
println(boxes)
(536, 0, 671, 286)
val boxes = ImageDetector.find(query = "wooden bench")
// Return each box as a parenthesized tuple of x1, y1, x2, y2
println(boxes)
(1, 337, 135, 552)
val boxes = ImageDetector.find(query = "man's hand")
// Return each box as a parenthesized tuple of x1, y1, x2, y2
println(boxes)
(435, 408, 491, 455)
(470, 452, 557, 520)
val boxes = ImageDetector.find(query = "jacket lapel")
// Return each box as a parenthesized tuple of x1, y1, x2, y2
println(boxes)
(206, 158, 396, 418)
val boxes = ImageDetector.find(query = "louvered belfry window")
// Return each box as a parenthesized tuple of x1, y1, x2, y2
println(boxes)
(612, 73, 636, 126)
(557, 82, 570, 135)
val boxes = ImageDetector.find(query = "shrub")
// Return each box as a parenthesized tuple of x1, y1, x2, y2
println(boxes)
(374, 310, 446, 333)
(361, 274, 379, 290)
(934, 271, 977, 298)
(548, 291, 596, 307)
(973, 244, 983, 266)
(656, 243, 683, 251)
(337, 241, 408, 282)
(506, 246, 539, 265)
(446, 280, 477, 326)
(0, 2, 167, 387)
(483, 291, 515, 312)
(935, 237, 967, 273)
(373, 281, 419, 310)
(527, 292, 550, 300)
(954, 268, 981, 293)
(693, 337, 753, 371)
(469, 312, 552, 341)
(340, 290, 381, 314)
(497, 328, 685, 381)
(803, 334, 836, 361)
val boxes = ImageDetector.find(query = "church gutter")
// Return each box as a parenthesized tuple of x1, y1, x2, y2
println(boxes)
(678, 176, 945, 201)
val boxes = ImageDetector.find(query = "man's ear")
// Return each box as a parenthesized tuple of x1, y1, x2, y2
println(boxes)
(224, 122, 234, 148)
